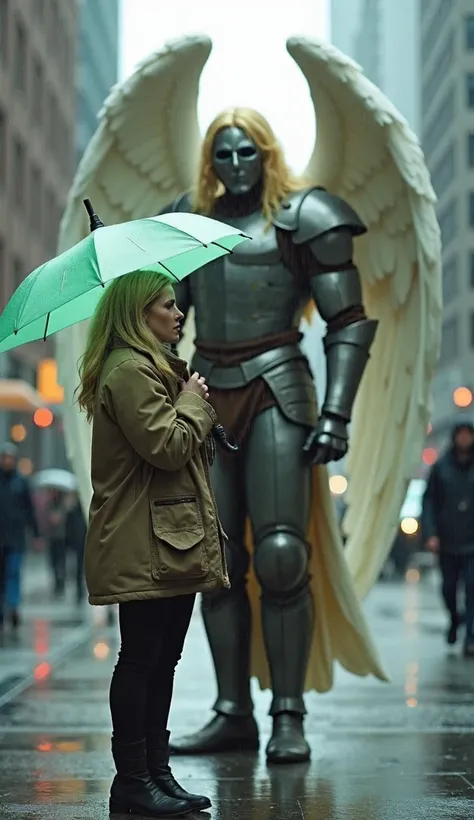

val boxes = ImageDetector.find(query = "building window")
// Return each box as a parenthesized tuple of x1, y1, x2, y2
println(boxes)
(470, 253, 474, 288)
(438, 199, 457, 248)
(441, 317, 458, 363)
(29, 163, 42, 233)
(422, 0, 451, 65)
(422, 85, 455, 159)
(442, 255, 458, 304)
(12, 257, 23, 290)
(469, 193, 474, 227)
(467, 74, 474, 107)
(0, 109, 5, 187)
(31, 58, 44, 125)
(13, 17, 27, 93)
(12, 138, 26, 210)
(468, 134, 474, 167)
(422, 31, 454, 120)
(431, 142, 455, 198)
(470, 312, 474, 348)
(467, 15, 474, 49)
(0, 0, 9, 68)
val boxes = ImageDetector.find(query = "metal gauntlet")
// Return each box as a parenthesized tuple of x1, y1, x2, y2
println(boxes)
(322, 319, 378, 421)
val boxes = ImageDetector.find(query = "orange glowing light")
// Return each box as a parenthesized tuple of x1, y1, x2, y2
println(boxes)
(33, 408, 54, 428)
(406, 568, 420, 584)
(18, 457, 33, 476)
(34, 662, 51, 681)
(406, 698, 418, 708)
(93, 641, 110, 660)
(453, 386, 473, 408)
(422, 447, 438, 466)
(10, 423, 27, 442)
(37, 742, 53, 752)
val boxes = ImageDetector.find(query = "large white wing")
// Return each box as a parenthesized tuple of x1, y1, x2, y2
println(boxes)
(287, 37, 442, 597)
(56, 35, 212, 515)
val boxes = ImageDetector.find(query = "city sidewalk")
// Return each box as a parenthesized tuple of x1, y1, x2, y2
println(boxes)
(0, 569, 473, 818)
(0, 551, 100, 708)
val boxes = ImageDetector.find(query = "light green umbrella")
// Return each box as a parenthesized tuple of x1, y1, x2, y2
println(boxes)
(0, 204, 249, 354)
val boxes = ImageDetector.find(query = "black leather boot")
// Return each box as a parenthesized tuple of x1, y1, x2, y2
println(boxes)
(169, 714, 259, 755)
(148, 730, 211, 811)
(266, 713, 311, 764)
(109, 738, 191, 816)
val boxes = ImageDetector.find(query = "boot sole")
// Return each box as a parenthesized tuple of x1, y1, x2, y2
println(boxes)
(109, 797, 193, 816)
(170, 736, 259, 755)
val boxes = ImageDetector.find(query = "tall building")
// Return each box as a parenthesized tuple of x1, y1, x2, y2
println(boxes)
(0, 0, 77, 471)
(76, 0, 119, 165)
(331, 0, 421, 134)
(420, 1, 474, 449)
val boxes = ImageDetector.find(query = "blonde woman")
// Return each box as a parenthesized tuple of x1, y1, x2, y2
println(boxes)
(77, 269, 229, 817)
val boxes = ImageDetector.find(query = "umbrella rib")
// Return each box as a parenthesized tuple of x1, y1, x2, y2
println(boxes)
(43, 312, 51, 341)
(159, 263, 179, 283)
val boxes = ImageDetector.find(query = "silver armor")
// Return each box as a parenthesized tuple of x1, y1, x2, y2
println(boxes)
(161, 133, 378, 762)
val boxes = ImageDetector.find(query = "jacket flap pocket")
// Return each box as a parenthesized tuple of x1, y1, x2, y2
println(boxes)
(151, 496, 204, 551)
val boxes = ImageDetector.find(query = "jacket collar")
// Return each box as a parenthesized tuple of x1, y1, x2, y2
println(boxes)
(110, 338, 188, 379)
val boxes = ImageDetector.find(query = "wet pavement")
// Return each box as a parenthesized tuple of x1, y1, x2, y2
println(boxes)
(0, 561, 473, 818)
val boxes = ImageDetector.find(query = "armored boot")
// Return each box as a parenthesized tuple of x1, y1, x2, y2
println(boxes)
(147, 730, 211, 811)
(109, 738, 190, 817)
(170, 579, 259, 755)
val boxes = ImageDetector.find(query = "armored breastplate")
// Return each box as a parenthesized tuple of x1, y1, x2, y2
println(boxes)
(190, 210, 305, 343)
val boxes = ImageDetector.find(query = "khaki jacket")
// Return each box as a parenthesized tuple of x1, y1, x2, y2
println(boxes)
(85, 346, 230, 605)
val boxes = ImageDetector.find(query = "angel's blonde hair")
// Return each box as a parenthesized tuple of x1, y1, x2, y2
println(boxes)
(192, 108, 306, 221)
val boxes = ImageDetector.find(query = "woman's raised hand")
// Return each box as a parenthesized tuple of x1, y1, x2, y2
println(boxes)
(181, 372, 210, 401)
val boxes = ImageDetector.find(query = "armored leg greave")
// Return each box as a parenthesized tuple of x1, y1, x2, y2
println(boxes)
(201, 539, 253, 717)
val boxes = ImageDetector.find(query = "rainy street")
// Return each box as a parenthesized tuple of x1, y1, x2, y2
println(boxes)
(0, 556, 472, 820)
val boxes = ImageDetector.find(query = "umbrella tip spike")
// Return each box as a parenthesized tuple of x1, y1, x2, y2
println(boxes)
(83, 198, 105, 232)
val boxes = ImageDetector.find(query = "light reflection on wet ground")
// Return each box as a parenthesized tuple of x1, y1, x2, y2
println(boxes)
(0, 570, 473, 818)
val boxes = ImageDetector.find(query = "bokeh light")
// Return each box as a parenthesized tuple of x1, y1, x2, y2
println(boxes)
(329, 475, 348, 495)
(33, 408, 54, 428)
(11, 423, 27, 442)
(453, 386, 473, 408)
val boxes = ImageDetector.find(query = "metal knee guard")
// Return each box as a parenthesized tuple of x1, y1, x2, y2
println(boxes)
(254, 526, 314, 716)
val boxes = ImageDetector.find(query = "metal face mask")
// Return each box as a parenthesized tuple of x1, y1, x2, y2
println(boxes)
(212, 127, 262, 195)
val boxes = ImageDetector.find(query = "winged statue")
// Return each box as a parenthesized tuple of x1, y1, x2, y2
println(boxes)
(56, 35, 442, 763)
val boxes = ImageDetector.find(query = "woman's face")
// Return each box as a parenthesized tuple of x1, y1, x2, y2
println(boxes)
(145, 285, 184, 344)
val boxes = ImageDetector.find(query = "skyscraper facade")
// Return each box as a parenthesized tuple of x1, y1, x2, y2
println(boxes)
(76, 0, 120, 165)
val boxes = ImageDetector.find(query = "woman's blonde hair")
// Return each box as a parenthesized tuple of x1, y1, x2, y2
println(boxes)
(76, 269, 177, 422)
(192, 108, 305, 222)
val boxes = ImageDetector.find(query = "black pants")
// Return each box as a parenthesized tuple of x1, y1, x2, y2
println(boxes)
(439, 552, 474, 641)
(49, 539, 66, 595)
(109, 594, 195, 743)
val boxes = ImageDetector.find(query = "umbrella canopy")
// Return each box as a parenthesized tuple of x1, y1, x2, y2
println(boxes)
(33, 468, 77, 493)
(0, 212, 249, 354)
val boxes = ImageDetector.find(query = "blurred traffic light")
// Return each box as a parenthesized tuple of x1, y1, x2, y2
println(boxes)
(33, 408, 54, 428)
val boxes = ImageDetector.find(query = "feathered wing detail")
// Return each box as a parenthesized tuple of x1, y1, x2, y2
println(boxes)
(55, 35, 212, 515)
(287, 37, 442, 597)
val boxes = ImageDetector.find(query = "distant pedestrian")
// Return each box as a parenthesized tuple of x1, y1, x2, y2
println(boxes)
(421, 420, 474, 656)
(43, 489, 68, 598)
(0, 443, 40, 630)
(65, 491, 86, 605)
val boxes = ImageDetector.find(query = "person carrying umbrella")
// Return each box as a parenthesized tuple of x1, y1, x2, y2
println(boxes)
(75, 268, 228, 816)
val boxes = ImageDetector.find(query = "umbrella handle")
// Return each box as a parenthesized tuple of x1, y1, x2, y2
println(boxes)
(211, 422, 239, 454)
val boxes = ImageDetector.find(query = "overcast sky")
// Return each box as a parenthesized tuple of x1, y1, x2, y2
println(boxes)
(120, 1, 329, 173)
